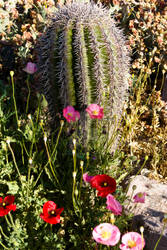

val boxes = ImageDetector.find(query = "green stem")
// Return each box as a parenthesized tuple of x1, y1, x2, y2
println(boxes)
(50, 224, 52, 233)
(33, 164, 46, 188)
(0, 226, 9, 239)
(34, 122, 64, 188)
(36, 94, 42, 123)
(20, 141, 25, 165)
(10, 71, 18, 127)
(126, 188, 135, 209)
(79, 161, 84, 201)
(53, 121, 64, 154)
(44, 139, 60, 186)
(5, 149, 9, 165)
(160, 70, 165, 92)
(27, 117, 36, 202)
(154, 225, 165, 250)
(85, 152, 89, 172)
(135, 155, 148, 176)
(27, 160, 32, 204)
(7, 142, 23, 187)
(22, 140, 29, 157)
(72, 149, 80, 216)
(26, 75, 31, 113)
(5, 215, 12, 227)
(0, 240, 9, 249)
(8, 213, 15, 228)
(72, 150, 76, 209)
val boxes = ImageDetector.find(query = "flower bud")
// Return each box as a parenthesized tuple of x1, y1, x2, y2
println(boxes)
(75, 189, 78, 196)
(6, 138, 10, 145)
(73, 139, 76, 147)
(73, 171, 77, 178)
(145, 155, 148, 161)
(80, 161, 84, 168)
(29, 158, 33, 164)
(10, 71, 14, 77)
(110, 213, 115, 225)
(140, 226, 144, 234)
(132, 185, 137, 190)
(28, 114, 32, 120)
(72, 149, 76, 156)
(60, 120, 64, 127)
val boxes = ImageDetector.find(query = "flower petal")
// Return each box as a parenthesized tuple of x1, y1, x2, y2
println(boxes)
(43, 201, 57, 216)
(40, 214, 61, 224)
(4, 195, 15, 205)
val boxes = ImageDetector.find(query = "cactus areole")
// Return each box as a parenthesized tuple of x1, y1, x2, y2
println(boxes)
(37, 2, 130, 150)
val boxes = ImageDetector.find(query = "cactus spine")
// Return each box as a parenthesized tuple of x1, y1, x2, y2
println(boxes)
(37, 2, 130, 151)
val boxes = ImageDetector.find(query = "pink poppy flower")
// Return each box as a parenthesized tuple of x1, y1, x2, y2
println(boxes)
(106, 194, 122, 215)
(23, 62, 37, 74)
(86, 104, 104, 119)
(120, 232, 145, 250)
(133, 192, 147, 203)
(83, 173, 93, 183)
(63, 106, 80, 123)
(93, 223, 120, 246)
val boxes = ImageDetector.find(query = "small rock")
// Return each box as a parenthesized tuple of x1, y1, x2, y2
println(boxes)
(141, 168, 151, 177)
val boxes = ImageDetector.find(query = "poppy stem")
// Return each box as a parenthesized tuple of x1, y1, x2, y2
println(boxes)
(126, 189, 135, 209)
(7, 142, 23, 188)
(33, 122, 64, 188)
(0, 241, 9, 249)
(10, 71, 19, 128)
(79, 160, 84, 202)
(26, 75, 30, 113)
(0, 226, 9, 239)
(72, 149, 80, 216)
(8, 212, 15, 228)
(154, 224, 165, 250)
(44, 137, 60, 187)
(50, 224, 52, 233)
(5, 215, 12, 227)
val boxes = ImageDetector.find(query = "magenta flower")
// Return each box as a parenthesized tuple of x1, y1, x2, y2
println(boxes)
(86, 104, 104, 119)
(133, 192, 147, 203)
(63, 106, 80, 123)
(120, 232, 145, 250)
(23, 62, 37, 74)
(93, 223, 120, 246)
(106, 194, 122, 215)
(83, 173, 93, 183)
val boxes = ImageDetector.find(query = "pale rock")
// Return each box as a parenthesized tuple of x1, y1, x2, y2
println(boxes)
(125, 175, 167, 250)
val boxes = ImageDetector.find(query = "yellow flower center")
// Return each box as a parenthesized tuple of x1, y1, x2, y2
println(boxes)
(67, 112, 73, 117)
(93, 110, 98, 115)
(128, 240, 137, 248)
(2, 202, 6, 207)
(51, 210, 55, 215)
(138, 193, 144, 198)
(101, 230, 111, 240)
(103, 182, 108, 187)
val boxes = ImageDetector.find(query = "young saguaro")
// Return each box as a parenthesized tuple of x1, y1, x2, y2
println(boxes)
(36, 2, 130, 151)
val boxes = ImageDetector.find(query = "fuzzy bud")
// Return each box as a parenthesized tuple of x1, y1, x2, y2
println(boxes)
(10, 71, 14, 77)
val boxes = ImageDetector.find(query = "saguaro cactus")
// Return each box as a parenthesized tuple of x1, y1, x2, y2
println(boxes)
(37, 2, 130, 151)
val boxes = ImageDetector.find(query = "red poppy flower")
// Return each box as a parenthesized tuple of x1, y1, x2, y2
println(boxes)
(40, 201, 64, 224)
(0, 195, 16, 216)
(90, 174, 116, 198)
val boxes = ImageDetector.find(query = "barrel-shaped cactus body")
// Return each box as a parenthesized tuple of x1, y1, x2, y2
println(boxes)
(37, 2, 130, 150)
